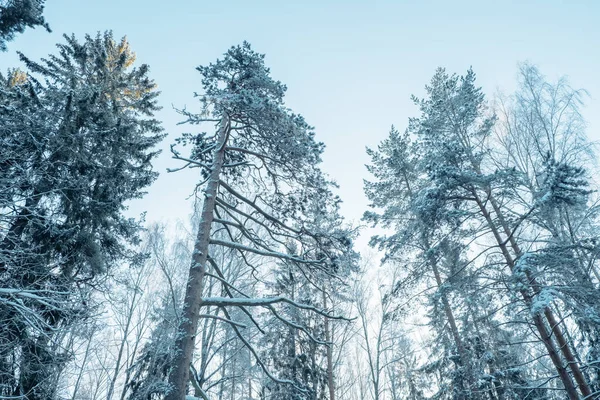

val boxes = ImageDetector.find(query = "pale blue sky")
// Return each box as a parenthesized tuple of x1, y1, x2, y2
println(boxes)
(3, 0, 599, 248)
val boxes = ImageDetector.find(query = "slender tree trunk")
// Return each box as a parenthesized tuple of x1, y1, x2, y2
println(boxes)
(474, 194, 580, 400)
(71, 330, 95, 400)
(289, 269, 298, 389)
(424, 238, 466, 361)
(487, 196, 592, 398)
(310, 342, 318, 400)
(422, 234, 471, 399)
(119, 307, 148, 400)
(248, 375, 252, 400)
(358, 292, 381, 400)
(107, 288, 141, 400)
(218, 351, 226, 400)
(322, 287, 335, 400)
(555, 305, 593, 388)
(230, 357, 236, 400)
(544, 308, 592, 398)
(166, 116, 231, 400)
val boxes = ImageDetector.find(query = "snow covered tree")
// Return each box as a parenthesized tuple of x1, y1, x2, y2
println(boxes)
(401, 67, 592, 399)
(364, 66, 600, 399)
(494, 63, 600, 396)
(0, 31, 163, 398)
(161, 42, 355, 400)
(258, 263, 328, 400)
(259, 227, 356, 400)
(123, 224, 192, 400)
(0, 0, 50, 51)
(123, 219, 260, 400)
(364, 126, 482, 399)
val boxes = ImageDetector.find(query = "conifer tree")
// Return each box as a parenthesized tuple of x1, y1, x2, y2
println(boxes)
(165, 42, 354, 400)
(404, 67, 590, 399)
(365, 66, 599, 399)
(259, 263, 327, 400)
(0, 31, 163, 398)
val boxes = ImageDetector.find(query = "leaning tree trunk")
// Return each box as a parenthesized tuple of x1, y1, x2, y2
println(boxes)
(166, 116, 231, 400)
(487, 195, 592, 398)
(473, 194, 580, 400)
(421, 233, 472, 399)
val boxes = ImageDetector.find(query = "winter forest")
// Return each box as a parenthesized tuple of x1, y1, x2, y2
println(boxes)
(2, 1, 600, 399)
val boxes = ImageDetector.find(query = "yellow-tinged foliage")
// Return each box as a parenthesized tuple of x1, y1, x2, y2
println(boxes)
(106, 35, 136, 70)
(6, 69, 28, 87)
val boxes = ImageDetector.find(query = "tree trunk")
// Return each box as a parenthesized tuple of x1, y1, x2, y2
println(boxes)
(422, 234, 471, 399)
(322, 287, 335, 400)
(424, 237, 466, 361)
(71, 330, 95, 400)
(310, 342, 318, 400)
(218, 352, 226, 400)
(487, 196, 592, 398)
(166, 116, 231, 400)
(474, 194, 580, 400)
(107, 287, 141, 400)
(248, 375, 252, 400)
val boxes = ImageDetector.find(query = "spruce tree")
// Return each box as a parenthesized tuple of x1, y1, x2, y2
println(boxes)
(0, 31, 163, 398)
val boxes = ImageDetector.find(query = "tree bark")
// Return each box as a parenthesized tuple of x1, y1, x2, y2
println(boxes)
(322, 286, 335, 400)
(166, 116, 230, 400)
(488, 196, 592, 398)
(474, 194, 580, 400)
(424, 236, 466, 362)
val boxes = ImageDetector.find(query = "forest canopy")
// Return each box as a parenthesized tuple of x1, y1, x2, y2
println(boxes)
(1, 2, 599, 400)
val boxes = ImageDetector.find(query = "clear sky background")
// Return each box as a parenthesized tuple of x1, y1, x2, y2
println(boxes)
(2, 0, 599, 250)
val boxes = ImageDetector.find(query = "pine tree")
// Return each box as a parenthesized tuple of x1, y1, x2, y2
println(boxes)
(259, 263, 326, 400)
(259, 202, 355, 400)
(365, 126, 480, 399)
(164, 42, 354, 400)
(405, 67, 590, 398)
(364, 67, 597, 399)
